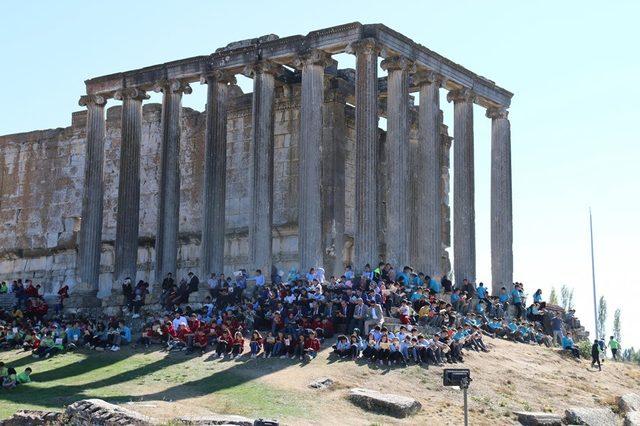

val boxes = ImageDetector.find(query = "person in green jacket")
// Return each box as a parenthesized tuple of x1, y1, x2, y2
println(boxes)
(609, 336, 620, 361)
(0, 362, 8, 379)
(16, 367, 32, 384)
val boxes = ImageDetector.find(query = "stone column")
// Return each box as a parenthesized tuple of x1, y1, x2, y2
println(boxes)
(447, 88, 476, 286)
(243, 61, 278, 276)
(294, 50, 332, 271)
(381, 56, 413, 268)
(77, 94, 107, 294)
(346, 38, 380, 271)
(113, 88, 148, 286)
(200, 70, 235, 278)
(322, 87, 347, 277)
(155, 80, 192, 285)
(487, 107, 513, 294)
(414, 71, 443, 277)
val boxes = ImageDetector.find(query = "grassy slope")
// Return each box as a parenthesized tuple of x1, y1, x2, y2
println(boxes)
(1, 338, 639, 425)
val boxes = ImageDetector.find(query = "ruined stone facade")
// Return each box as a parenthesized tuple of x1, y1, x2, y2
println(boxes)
(0, 84, 453, 297)
(0, 22, 513, 301)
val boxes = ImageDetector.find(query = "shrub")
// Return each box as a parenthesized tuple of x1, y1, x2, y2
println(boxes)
(577, 340, 592, 358)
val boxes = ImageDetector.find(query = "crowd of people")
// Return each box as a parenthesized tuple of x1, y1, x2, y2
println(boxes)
(0, 260, 604, 386)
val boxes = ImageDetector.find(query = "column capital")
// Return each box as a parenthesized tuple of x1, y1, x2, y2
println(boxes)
(447, 87, 476, 104)
(153, 79, 193, 95)
(486, 106, 509, 119)
(79, 94, 107, 107)
(413, 70, 445, 87)
(200, 69, 237, 85)
(292, 49, 333, 69)
(114, 87, 149, 102)
(242, 60, 280, 78)
(345, 38, 381, 56)
(380, 56, 415, 73)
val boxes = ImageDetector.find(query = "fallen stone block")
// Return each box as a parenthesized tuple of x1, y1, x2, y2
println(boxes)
(619, 393, 640, 413)
(347, 388, 421, 418)
(565, 407, 618, 426)
(309, 377, 334, 389)
(176, 414, 255, 425)
(66, 399, 155, 425)
(625, 411, 640, 426)
(514, 411, 562, 425)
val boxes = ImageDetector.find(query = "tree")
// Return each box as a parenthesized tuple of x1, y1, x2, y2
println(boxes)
(560, 285, 574, 311)
(549, 287, 558, 305)
(613, 308, 622, 344)
(597, 296, 607, 339)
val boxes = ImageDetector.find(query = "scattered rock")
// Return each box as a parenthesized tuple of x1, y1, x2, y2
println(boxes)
(625, 411, 640, 426)
(347, 388, 421, 418)
(565, 407, 618, 426)
(619, 393, 640, 413)
(66, 399, 155, 425)
(176, 414, 255, 426)
(514, 411, 562, 425)
(0, 410, 66, 426)
(309, 377, 334, 389)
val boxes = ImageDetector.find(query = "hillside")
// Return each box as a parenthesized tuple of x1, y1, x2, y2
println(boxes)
(1, 337, 639, 425)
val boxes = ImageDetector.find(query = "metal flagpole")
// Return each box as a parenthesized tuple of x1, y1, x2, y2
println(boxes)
(589, 207, 599, 339)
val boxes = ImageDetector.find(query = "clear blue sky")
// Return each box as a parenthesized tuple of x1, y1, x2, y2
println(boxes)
(2, 1, 639, 347)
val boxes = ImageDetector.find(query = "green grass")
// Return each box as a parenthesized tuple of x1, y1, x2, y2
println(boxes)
(0, 349, 308, 420)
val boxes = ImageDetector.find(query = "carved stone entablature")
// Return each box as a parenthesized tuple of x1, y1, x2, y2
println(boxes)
(486, 106, 509, 119)
(153, 79, 193, 95)
(413, 70, 445, 87)
(446, 87, 476, 104)
(292, 49, 333, 70)
(242, 60, 281, 78)
(199, 69, 237, 85)
(345, 38, 381, 56)
(78, 94, 107, 107)
(380, 56, 415, 73)
(113, 88, 149, 102)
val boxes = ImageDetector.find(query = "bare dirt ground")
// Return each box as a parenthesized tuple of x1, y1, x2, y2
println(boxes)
(120, 338, 640, 425)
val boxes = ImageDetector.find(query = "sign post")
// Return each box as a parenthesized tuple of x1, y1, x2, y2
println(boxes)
(443, 368, 472, 426)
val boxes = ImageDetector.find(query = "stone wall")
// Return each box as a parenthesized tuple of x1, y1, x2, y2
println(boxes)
(0, 83, 357, 297)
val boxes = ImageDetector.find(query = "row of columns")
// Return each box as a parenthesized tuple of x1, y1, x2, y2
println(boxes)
(347, 38, 513, 293)
(77, 39, 512, 295)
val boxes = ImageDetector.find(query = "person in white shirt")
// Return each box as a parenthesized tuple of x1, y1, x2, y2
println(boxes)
(248, 269, 265, 287)
(172, 312, 188, 330)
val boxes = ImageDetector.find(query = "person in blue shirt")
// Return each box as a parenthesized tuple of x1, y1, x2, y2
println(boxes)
(428, 276, 441, 293)
(511, 284, 523, 319)
(498, 287, 510, 304)
(562, 333, 580, 358)
(476, 283, 488, 300)
(533, 289, 543, 304)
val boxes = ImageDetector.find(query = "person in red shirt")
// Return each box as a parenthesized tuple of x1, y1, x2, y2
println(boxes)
(215, 328, 233, 359)
(231, 331, 244, 359)
(303, 330, 321, 362)
(193, 329, 208, 355)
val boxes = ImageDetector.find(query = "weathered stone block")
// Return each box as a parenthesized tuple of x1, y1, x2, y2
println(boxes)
(564, 407, 618, 426)
(347, 388, 421, 418)
(515, 411, 563, 426)
(619, 393, 640, 413)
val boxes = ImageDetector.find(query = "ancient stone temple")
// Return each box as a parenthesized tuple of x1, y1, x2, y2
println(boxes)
(0, 22, 513, 304)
